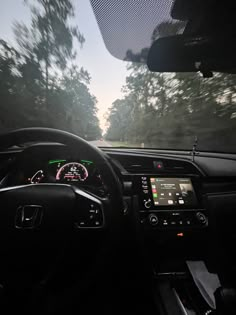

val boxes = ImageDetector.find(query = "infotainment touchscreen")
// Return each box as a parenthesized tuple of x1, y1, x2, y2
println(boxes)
(150, 178, 197, 206)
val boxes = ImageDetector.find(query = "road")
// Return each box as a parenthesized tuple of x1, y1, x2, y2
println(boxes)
(89, 140, 112, 147)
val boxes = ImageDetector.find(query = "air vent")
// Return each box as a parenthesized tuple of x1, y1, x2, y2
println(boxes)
(125, 164, 153, 173)
(113, 155, 199, 175)
(163, 159, 197, 174)
(114, 156, 153, 173)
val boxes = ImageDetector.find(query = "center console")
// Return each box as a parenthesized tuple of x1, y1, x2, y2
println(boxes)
(114, 154, 215, 313)
(132, 174, 212, 314)
(154, 264, 216, 315)
(135, 175, 208, 230)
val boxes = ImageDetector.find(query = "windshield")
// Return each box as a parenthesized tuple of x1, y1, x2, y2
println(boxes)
(0, 0, 236, 152)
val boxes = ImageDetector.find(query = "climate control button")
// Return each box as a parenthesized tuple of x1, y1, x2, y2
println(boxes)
(196, 212, 208, 225)
(149, 214, 159, 226)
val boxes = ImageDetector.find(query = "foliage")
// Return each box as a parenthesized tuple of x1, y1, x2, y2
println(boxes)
(0, 0, 101, 140)
(106, 20, 236, 152)
(105, 63, 236, 151)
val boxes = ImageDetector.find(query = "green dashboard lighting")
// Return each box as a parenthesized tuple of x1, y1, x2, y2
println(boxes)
(81, 159, 93, 165)
(48, 159, 66, 165)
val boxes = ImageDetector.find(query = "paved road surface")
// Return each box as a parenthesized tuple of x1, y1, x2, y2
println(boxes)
(89, 140, 112, 147)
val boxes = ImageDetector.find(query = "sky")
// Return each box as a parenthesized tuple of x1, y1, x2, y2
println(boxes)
(0, 0, 128, 132)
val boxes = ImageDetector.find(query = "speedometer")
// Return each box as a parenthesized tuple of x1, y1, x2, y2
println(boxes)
(56, 162, 88, 182)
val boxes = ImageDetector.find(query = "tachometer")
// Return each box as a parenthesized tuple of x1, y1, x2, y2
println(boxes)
(56, 162, 88, 182)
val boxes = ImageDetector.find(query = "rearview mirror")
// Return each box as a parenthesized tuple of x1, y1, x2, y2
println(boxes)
(147, 35, 236, 76)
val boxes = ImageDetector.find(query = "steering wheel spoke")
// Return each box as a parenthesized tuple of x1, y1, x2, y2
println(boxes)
(73, 187, 106, 229)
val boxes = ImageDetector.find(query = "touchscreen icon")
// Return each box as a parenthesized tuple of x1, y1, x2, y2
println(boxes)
(180, 183, 192, 196)
(168, 200, 174, 205)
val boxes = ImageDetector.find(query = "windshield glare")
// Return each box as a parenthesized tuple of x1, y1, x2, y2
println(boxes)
(0, 0, 236, 153)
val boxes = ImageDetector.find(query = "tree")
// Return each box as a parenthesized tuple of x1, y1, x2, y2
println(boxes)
(59, 65, 101, 138)
(106, 64, 236, 150)
(14, 0, 85, 105)
(106, 98, 134, 142)
(0, 0, 101, 140)
(106, 20, 236, 151)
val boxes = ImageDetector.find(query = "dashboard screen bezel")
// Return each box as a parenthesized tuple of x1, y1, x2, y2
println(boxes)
(137, 174, 203, 210)
(149, 177, 197, 207)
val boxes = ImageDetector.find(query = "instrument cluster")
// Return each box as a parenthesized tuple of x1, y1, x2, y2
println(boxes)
(24, 158, 104, 188)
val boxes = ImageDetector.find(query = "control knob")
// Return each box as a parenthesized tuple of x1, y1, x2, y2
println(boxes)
(144, 198, 152, 209)
(196, 212, 208, 226)
(149, 214, 159, 226)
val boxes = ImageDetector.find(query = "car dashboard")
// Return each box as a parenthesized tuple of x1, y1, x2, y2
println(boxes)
(1, 144, 236, 276)
(105, 147, 236, 277)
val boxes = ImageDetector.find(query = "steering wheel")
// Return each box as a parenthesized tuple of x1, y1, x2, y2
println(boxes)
(0, 128, 123, 286)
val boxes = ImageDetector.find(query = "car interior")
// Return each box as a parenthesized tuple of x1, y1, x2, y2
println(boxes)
(1, 0, 236, 314)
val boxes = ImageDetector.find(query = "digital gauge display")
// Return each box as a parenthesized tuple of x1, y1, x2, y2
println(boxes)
(29, 170, 44, 184)
(56, 162, 88, 182)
